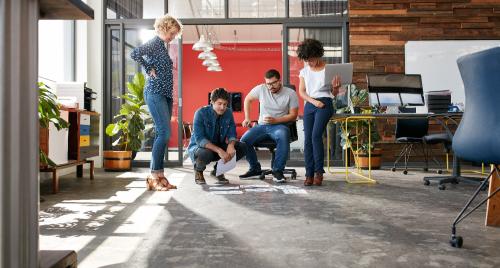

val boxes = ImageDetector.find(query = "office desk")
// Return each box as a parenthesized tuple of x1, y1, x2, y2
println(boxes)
(327, 113, 462, 184)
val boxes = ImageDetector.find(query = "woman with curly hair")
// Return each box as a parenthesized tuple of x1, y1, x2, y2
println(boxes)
(297, 38, 344, 186)
(131, 14, 183, 191)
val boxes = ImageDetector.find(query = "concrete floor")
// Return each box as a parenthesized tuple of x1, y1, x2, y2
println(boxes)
(39, 161, 500, 268)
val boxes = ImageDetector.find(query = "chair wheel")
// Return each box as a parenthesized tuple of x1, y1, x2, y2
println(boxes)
(259, 174, 265, 180)
(391, 167, 396, 172)
(423, 167, 428, 172)
(403, 170, 408, 175)
(423, 179, 430, 186)
(439, 184, 446, 190)
(437, 170, 443, 174)
(450, 236, 463, 248)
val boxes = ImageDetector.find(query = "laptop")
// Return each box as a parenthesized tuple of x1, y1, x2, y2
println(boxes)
(324, 63, 353, 85)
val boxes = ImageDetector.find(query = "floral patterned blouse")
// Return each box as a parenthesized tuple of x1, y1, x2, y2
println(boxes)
(131, 35, 173, 98)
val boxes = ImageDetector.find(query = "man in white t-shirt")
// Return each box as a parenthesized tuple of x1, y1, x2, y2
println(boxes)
(240, 69, 299, 183)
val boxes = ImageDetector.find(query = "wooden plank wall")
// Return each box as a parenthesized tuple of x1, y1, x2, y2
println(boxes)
(349, 0, 500, 87)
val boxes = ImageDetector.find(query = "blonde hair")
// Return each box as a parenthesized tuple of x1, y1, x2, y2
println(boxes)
(154, 14, 183, 35)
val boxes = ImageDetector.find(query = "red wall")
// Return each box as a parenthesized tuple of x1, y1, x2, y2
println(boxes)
(181, 42, 282, 138)
(170, 42, 308, 147)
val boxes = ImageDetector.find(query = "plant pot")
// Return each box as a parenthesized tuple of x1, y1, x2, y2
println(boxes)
(103, 150, 132, 171)
(354, 148, 382, 170)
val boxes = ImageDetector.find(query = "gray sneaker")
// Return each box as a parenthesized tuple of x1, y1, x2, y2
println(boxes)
(272, 171, 286, 183)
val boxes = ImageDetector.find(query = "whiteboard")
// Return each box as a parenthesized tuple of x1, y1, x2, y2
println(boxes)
(405, 40, 500, 112)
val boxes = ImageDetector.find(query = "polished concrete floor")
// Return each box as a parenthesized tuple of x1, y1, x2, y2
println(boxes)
(39, 161, 500, 268)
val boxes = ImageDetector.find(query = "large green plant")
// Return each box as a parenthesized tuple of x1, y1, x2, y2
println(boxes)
(105, 73, 148, 151)
(38, 82, 69, 166)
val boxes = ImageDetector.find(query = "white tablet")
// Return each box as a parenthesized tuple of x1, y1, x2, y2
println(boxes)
(324, 63, 353, 85)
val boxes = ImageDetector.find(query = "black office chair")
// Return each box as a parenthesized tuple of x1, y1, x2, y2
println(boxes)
(446, 47, 500, 248)
(254, 121, 298, 180)
(391, 118, 430, 174)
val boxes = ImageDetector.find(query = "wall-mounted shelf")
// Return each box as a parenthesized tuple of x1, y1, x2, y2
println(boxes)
(39, 0, 94, 20)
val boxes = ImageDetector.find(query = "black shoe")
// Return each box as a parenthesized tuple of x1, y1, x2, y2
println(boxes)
(216, 174, 229, 185)
(195, 171, 206, 185)
(239, 169, 262, 178)
(272, 171, 286, 183)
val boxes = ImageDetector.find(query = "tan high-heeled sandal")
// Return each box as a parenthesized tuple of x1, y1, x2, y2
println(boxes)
(158, 176, 177, 190)
(146, 176, 169, 191)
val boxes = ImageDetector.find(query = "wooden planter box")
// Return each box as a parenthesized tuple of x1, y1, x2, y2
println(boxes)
(355, 148, 382, 170)
(103, 150, 132, 171)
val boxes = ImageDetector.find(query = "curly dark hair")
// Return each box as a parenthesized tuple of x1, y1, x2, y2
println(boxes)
(210, 87, 230, 103)
(296, 39, 324, 60)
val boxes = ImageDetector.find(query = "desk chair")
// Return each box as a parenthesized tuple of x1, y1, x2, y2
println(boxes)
(392, 118, 430, 174)
(254, 121, 298, 180)
(447, 47, 500, 248)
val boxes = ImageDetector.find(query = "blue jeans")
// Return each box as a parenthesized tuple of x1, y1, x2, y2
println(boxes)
(144, 90, 172, 174)
(240, 124, 290, 172)
(303, 98, 333, 177)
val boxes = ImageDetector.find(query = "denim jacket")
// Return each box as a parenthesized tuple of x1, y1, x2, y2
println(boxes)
(187, 105, 237, 162)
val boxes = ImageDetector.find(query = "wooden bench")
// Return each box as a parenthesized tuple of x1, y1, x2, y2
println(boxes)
(40, 159, 94, 194)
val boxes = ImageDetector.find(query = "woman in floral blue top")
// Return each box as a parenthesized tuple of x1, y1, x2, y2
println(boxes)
(131, 14, 182, 191)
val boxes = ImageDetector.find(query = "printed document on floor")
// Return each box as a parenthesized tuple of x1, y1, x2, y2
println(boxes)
(215, 155, 236, 176)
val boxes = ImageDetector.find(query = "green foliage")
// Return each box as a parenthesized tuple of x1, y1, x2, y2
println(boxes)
(38, 82, 69, 166)
(335, 84, 369, 114)
(38, 82, 69, 130)
(106, 73, 148, 151)
(336, 85, 380, 154)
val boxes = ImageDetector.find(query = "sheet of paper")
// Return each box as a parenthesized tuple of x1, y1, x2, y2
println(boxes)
(215, 154, 236, 176)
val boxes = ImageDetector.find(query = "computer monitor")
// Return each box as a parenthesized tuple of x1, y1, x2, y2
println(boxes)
(367, 74, 425, 107)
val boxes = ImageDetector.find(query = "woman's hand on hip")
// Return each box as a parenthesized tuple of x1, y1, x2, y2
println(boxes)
(313, 99, 325, 108)
(149, 69, 157, 78)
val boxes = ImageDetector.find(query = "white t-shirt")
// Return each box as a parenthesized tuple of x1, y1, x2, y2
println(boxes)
(248, 84, 299, 125)
(299, 65, 333, 99)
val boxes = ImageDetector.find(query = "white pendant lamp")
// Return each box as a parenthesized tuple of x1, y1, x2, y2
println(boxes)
(198, 51, 217, 60)
(207, 65, 222, 72)
(192, 35, 211, 51)
(202, 59, 220, 67)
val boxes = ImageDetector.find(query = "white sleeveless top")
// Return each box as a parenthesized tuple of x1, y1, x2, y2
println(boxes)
(299, 65, 333, 99)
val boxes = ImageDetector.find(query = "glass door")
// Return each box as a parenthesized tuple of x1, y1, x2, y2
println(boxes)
(283, 24, 347, 166)
(104, 25, 184, 167)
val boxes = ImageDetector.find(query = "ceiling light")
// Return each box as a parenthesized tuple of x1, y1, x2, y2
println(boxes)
(202, 59, 220, 67)
(207, 65, 222, 72)
(192, 35, 210, 51)
(198, 51, 217, 60)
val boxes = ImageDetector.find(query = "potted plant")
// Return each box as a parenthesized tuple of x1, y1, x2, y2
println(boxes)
(104, 73, 149, 171)
(337, 86, 382, 169)
(38, 82, 69, 167)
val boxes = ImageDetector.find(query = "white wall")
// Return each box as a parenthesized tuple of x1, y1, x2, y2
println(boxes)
(405, 40, 500, 112)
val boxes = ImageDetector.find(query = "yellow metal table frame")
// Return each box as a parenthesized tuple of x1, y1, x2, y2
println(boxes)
(327, 115, 377, 184)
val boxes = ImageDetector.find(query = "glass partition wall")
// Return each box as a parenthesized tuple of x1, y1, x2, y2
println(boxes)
(104, 0, 349, 167)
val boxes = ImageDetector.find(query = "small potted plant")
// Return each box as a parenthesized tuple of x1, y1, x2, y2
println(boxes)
(38, 82, 69, 167)
(104, 73, 149, 171)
